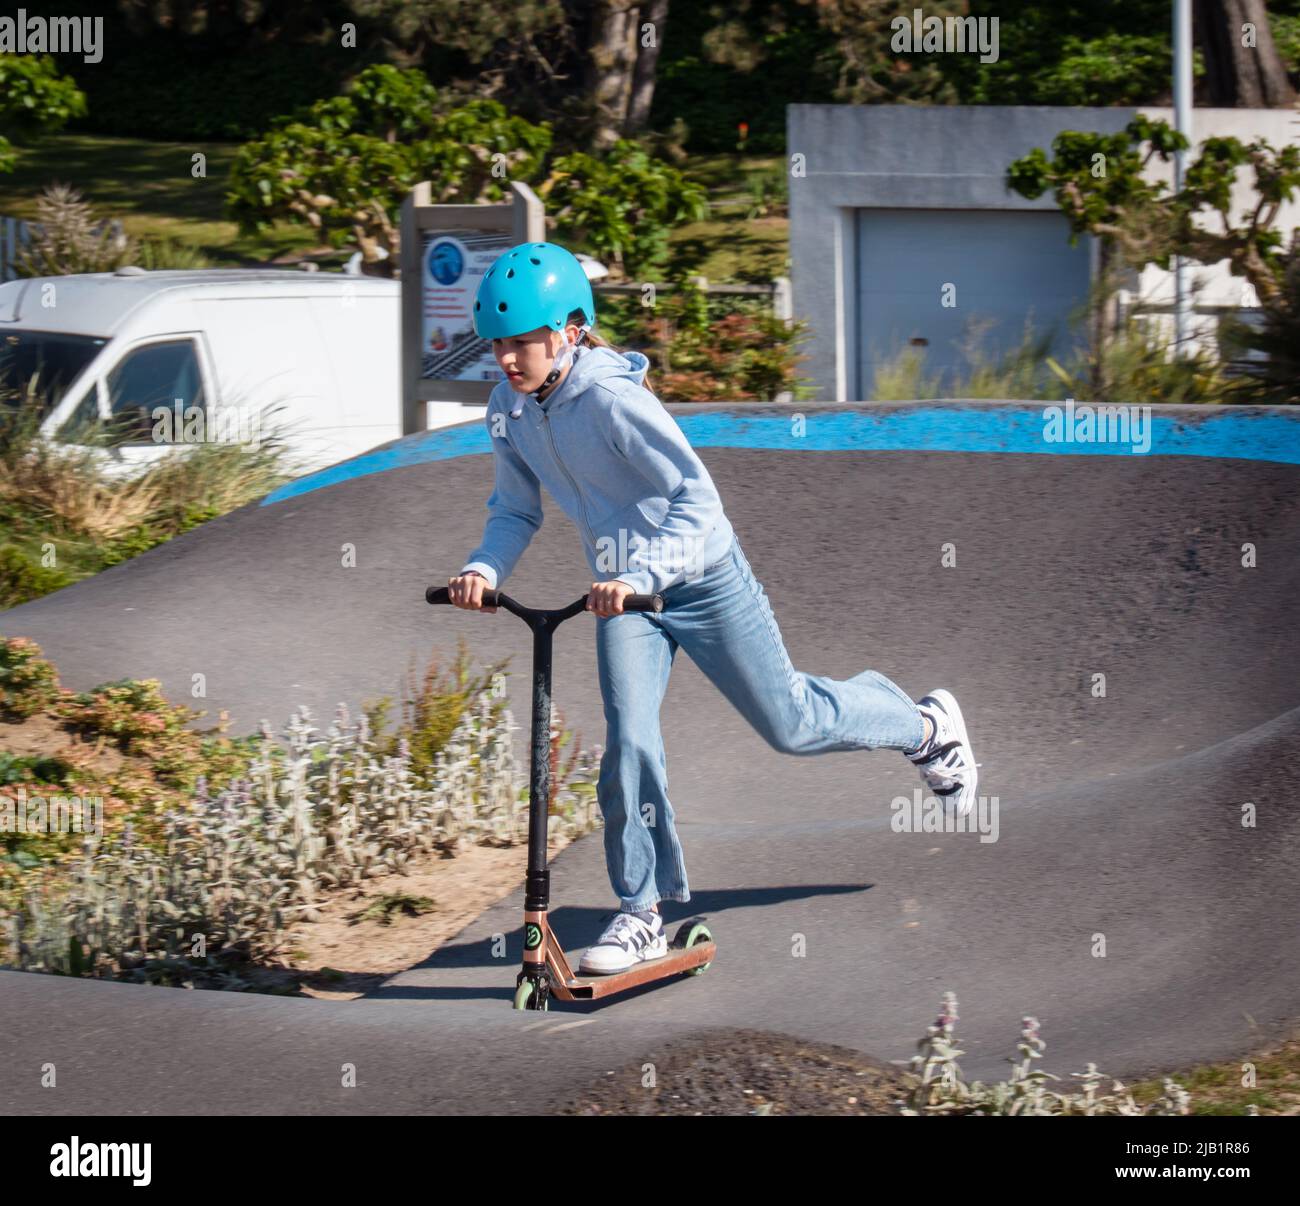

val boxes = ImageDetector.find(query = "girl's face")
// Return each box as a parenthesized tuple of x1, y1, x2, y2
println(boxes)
(492, 324, 580, 393)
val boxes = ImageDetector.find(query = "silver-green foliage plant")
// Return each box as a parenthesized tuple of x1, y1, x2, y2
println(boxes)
(4, 684, 601, 980)
(896, 991, 1193, 1116)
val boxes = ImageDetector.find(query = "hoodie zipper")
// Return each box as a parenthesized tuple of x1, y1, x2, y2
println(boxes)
(540, 407, 598, 547)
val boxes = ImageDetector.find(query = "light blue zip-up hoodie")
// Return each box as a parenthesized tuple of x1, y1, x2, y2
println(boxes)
(459, 345, 734, 596)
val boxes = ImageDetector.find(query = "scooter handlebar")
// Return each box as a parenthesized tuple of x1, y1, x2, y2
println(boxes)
(426, 585, 664, 613)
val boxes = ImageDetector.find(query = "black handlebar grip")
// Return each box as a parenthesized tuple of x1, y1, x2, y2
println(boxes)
(426, 585, 501, 607)
(622, 593, 665, 613)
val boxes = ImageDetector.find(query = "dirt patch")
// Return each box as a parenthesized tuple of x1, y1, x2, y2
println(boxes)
(556, 1028, 913, 1115)
(239, 828, 582, 999)
(1, 712, 129, 775)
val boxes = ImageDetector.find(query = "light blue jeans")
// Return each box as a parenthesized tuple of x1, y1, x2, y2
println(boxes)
(594, 534, 926, 913)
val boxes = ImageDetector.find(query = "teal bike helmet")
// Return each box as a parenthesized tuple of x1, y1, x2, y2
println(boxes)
(473, 242, 596, 340)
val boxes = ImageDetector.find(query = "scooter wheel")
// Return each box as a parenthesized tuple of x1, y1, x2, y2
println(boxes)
(514, 979, 549, 1010)
(673, 921, 713, 976)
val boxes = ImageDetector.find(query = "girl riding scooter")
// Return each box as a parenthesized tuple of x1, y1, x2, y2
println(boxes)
(448, 242, 978, 976)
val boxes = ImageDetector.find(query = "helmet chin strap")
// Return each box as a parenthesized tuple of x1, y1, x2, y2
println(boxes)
(509, 324, 591, 418)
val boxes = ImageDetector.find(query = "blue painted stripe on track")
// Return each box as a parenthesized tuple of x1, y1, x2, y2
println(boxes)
(261, 406, 1300, 505)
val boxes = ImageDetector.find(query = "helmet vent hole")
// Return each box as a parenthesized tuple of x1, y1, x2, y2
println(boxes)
(529, 257, 540, 265)
(497, 302, 507, 312)
(506, 268, 514, 278)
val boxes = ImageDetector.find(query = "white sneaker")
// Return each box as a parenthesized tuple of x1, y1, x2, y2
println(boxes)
(906, 689, 980, 817)
(579, 910, 667, 975)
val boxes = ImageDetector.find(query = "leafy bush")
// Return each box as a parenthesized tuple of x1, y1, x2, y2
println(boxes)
(600, 282, 811, 402)
(227, 67, 552, 272)
(0, 545, 72, 610)
(0, 749, 75, 787)
(0, 53, 86, 172)
(52, 679, 208, 790)
(543, 138, 710, 278)
(228, 65, 710, 281)
(743, 166, 789, 220)
(0, 637, 59, 718)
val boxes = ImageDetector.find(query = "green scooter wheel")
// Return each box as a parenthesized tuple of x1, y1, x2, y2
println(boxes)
(674, 922, 713, 975)
(514, 979, 549, 1010)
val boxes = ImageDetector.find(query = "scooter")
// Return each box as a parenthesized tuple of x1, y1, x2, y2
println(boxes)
(426, 583, 716, 1010)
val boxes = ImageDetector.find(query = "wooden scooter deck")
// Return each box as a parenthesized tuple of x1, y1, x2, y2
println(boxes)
(526, 909, 715, 1001)
(557, 938, 717, 999)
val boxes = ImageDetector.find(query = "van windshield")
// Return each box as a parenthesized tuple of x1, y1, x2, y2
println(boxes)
(0, 329, 109, 415)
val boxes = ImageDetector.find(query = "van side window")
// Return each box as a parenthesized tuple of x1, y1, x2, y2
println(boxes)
(105, 340, 205, 445)
(55, 385, 102, 442)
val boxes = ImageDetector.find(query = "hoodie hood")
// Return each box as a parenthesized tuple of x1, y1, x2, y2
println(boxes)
(542, 344, 650, 409)
(498, 345, 651, 418)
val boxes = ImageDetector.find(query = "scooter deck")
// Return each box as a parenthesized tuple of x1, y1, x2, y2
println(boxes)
(556, 939, 717, 1000)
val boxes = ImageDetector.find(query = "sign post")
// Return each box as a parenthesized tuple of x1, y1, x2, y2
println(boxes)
(399, 180, 545, 434)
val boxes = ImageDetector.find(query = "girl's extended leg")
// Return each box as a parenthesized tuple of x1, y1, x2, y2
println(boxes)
(594, 608, 692, 911)
(661, 539, 926, 755)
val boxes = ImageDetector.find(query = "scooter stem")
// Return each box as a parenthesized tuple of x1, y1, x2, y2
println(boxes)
(425, 585, 664, 909)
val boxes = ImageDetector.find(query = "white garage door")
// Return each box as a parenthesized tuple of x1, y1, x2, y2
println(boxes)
(855, 208, 1092, 397)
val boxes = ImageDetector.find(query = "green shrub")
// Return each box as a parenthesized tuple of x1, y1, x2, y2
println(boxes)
(0, 545, 73, 610)
(0, 374, 292, 607)
(544, 139, 710, 278)
(52, 678, 207, 789)
(600, 283, 811, 402)
(363, 636, 512, 784)
(131, 237, 213, 271)
(866, 309, 1234, 405)
(0, 636, 60, 718)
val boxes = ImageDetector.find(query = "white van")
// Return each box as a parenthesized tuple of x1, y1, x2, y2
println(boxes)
(0, 267, 455, 477)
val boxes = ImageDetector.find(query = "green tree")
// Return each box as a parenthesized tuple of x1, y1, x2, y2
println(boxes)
(1196, 0, 1296, 106)
(225, 65, 552, 273)
(793, 0, 964, 104)
(0, 55, 87, 174)
(227, 63, 705, 279)
(1008, 117, 1300, 402)
(345, 0, 673, 150)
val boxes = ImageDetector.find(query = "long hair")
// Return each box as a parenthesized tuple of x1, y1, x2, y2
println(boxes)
(565, 307, 653, 395)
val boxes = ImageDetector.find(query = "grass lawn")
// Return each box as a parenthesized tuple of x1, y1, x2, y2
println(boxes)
(669, 152, 789, 281)
(0, 135, 789, 280)
(0, 133, 323, 266)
